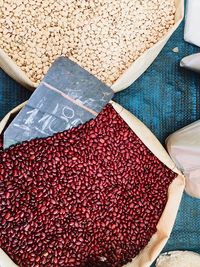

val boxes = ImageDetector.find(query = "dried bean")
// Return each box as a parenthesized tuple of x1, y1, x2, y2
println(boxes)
(0, 104, 176, 267)
(0, 1, 175, 85)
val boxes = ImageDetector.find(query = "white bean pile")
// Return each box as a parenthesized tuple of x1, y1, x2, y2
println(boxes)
(0, 0, 175, 85)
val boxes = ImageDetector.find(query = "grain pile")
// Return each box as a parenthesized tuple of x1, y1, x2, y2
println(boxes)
(0, 104, 177, 267)
(0, 0, 176, 85)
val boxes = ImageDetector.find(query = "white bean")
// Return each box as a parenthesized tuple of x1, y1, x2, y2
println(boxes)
(0, 0, 176, 85)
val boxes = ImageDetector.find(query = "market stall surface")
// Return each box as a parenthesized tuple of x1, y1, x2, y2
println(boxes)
(0, 21, 200, 266)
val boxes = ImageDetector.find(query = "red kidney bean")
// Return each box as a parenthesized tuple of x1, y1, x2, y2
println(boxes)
(0, 136, 3, 152)
(0, 104, 176, 267)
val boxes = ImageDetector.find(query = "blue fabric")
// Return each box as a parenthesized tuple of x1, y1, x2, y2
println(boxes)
(0, 19, 200, 266)
(0, 70, 31, 118)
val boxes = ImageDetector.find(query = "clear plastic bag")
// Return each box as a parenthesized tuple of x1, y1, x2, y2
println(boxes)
(166, 120, 200, 198)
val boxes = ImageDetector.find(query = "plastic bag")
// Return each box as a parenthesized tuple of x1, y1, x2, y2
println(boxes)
(180, 53, 200, 74)
(166, 120, 200, 198)
(0, 0, 184, 92)
(0, 101, 185, 267)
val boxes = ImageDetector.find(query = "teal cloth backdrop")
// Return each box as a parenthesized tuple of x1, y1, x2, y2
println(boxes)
(0, 19, 200, 265)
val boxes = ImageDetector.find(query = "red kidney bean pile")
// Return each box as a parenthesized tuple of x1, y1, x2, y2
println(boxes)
(0, 104, 177, 267)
